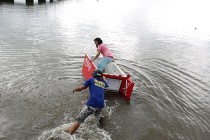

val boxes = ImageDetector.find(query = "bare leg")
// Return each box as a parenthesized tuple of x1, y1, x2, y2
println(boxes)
(67, 121, 80, 135)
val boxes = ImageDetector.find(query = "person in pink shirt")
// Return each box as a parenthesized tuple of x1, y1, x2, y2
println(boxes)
(92, 38, 114, 71)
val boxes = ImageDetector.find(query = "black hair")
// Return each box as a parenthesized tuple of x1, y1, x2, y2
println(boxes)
(94, 38, 103, 45)
(92, 69, 103, 78)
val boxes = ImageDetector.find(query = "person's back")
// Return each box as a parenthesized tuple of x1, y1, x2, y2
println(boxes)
(98, 44, 113, 59)
(66, 69, 108, 135)
(84, 77, 108, 108)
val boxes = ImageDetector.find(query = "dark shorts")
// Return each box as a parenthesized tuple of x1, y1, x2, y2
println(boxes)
(75, 106, 102, 124)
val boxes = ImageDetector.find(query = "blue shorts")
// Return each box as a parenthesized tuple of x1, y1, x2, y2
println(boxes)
(97, 57, 113, 71)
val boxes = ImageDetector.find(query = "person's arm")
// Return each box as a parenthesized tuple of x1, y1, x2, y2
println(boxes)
(102, 76, 109, 88)
(73, 85, 87, 93)
(102, 76, 107, 82)
(92, 51, 100, 62)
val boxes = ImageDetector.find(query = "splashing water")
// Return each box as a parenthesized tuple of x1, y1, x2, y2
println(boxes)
(38, 102, 120, 140)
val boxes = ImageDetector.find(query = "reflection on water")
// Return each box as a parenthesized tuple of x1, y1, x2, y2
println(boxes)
(2, 0, 62, 6)
(0, 0, 210, 140)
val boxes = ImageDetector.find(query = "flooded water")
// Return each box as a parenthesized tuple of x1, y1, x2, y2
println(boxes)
(1, 0, 210, 140)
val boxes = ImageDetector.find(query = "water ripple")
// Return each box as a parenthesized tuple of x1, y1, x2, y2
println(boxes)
(115, 58, 210, 139)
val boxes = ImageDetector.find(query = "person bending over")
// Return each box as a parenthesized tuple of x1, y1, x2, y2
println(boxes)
(92, 38, 114, 71)
(66, 69, 108, 135)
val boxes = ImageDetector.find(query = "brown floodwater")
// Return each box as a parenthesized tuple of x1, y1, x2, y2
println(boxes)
(0, 0, 210, 140)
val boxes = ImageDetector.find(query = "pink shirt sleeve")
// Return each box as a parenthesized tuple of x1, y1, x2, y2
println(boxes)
(97, 44, 113, 58)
